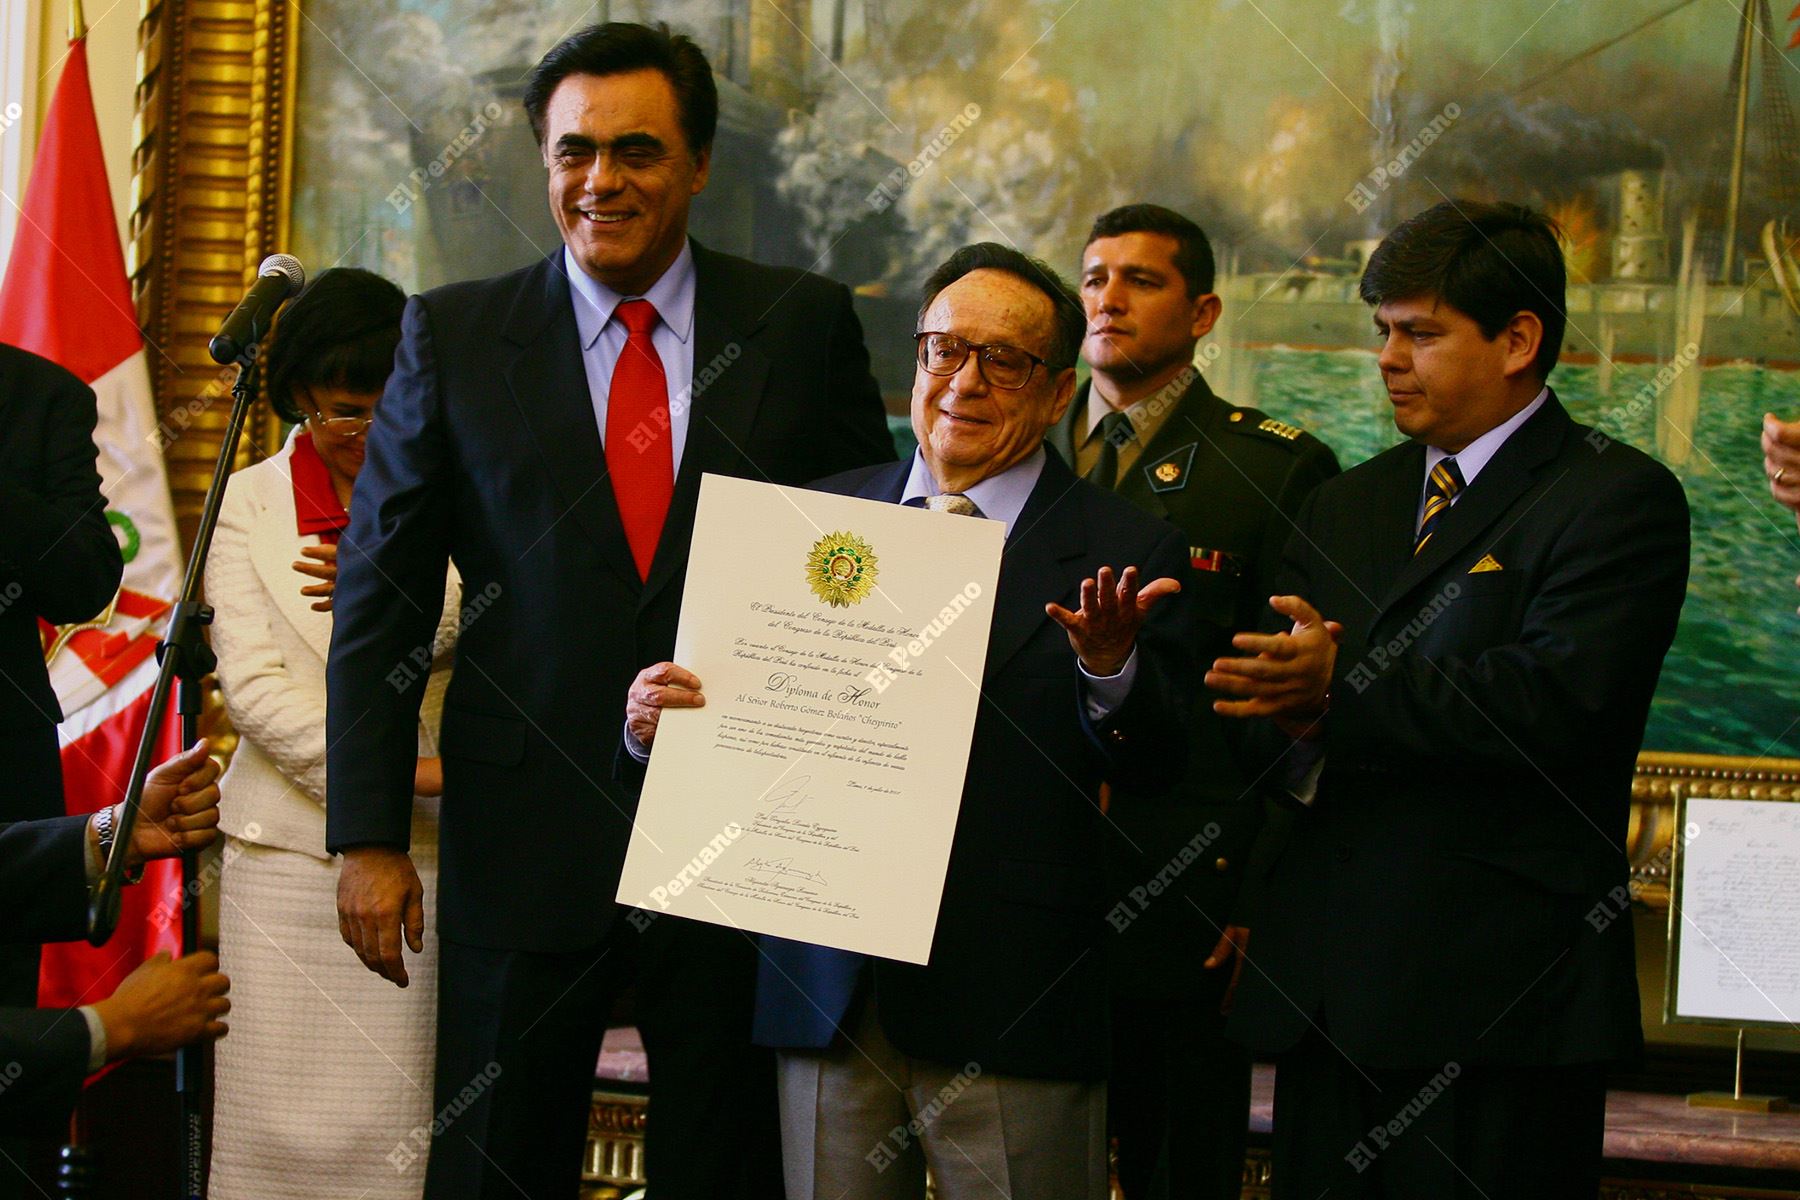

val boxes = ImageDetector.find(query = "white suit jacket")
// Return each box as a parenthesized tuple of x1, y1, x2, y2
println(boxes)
(208, 432, 458, 859)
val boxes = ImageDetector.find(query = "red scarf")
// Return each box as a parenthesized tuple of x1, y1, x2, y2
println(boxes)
(290, 432, 349, 544)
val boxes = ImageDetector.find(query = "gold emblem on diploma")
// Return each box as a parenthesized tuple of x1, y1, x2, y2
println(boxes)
(806, 531, 878, 607)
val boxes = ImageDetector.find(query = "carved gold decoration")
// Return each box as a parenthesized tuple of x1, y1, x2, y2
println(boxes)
(1242, 1147, 1273, 1198)
(584, 1091, 648, 1196)
(133, 0, 294, 553)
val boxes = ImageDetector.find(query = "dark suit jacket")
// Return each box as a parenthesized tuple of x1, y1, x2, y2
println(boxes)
(326, 243, 893, 952)
(752, 451, 1197, 1081)
(1229, 393, 1689, 1069)
(2, 813, 90, 943)
(1, 814, 99, 1132)
(1050, 376, 1339, 997)
(0, 343, 122, 749)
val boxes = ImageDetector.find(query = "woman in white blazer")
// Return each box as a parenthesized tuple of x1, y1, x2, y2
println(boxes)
(206, 270, 458, 1200)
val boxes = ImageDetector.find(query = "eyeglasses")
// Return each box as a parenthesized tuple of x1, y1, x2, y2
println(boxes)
(308, 415, 374, 438)
(913, 332, 1046, 390)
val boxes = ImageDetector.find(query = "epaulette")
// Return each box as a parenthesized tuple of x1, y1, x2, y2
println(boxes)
(1225, 409, 1309, 444)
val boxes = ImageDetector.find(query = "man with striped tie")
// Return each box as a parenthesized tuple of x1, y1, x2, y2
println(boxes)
(1208, 201, 1690, 1199)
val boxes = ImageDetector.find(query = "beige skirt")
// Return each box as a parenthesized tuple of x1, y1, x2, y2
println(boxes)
(209, 825, 439, 1200)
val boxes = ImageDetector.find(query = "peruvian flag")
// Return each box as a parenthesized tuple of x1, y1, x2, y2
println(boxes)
(0, 33, 184, 1010)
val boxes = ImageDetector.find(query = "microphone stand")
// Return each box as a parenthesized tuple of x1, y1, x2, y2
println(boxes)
(87, 346, 262, 1200)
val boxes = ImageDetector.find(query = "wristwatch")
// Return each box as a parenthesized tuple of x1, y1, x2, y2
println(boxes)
(92, 805, 144, 884)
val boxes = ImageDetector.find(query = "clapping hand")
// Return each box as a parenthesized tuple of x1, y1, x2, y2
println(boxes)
(1206, 595, 1341, 739)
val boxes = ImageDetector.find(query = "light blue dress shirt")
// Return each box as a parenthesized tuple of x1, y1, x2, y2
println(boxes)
(563, 243, 697, 476)
(901, 446, 1137, 716)
(899, 444, 1046, 536)
(1418, 386, 1549, 529)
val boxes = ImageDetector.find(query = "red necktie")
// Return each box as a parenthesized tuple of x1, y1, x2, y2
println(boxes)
(605, 298, 673, 580)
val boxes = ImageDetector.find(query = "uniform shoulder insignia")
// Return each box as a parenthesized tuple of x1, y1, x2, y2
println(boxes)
(1227, 407, 1313, 450)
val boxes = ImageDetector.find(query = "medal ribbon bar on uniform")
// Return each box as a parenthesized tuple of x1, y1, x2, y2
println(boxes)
(1189, 547, 1243, 575)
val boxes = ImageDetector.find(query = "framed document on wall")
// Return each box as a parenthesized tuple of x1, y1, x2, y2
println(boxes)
(1666, 794, 1800, 1028)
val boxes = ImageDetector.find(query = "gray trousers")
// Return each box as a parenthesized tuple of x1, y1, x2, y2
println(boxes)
(775, 996, 1106, 1200)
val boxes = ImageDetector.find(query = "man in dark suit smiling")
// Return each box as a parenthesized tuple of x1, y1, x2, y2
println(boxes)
(1211, 201, 1690, 1199)
(625, 243, 1197, 1200)
(325, 21, 891, 1199)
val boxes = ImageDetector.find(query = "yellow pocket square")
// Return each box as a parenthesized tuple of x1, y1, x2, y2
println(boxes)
(1468, 554, 1504, 574)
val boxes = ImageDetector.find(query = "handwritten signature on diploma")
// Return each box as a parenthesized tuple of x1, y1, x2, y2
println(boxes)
(751, 774, 863, 854)
(762, 775, 814, 814)
(743, 856, 830, 886)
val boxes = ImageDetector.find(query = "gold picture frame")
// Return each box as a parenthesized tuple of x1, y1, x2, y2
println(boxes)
(130, 0, 298, 545)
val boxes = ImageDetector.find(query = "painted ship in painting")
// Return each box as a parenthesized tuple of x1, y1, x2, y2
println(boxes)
(1226, 0, 1800, 387)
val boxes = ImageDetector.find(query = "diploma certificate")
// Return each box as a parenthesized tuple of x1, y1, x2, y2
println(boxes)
(615, 473, 1005, 963)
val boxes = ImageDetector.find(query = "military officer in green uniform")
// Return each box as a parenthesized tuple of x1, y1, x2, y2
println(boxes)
(1049, 205, 1339, 1200)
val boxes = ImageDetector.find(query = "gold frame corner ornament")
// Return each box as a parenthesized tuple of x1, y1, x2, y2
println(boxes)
(1630, 751, 1800, 909)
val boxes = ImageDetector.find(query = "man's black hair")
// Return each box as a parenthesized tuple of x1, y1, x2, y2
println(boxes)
(917, 243, 1085, 372)
(1085, 203, 1216, 297)
(1360, 200, 1567, 379)
(524, 22, 718, 155)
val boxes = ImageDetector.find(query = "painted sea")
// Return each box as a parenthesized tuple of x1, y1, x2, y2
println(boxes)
(889, 349, 1800, 760)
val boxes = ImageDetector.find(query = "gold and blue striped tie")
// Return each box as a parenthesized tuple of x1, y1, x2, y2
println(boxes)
(1414, 457, 1463, 556)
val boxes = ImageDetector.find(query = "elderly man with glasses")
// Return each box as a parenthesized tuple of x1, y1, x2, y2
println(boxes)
(630, 242, 1201, 1200)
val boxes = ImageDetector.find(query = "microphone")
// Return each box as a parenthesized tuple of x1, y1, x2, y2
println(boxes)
(208, 254, 306, 364)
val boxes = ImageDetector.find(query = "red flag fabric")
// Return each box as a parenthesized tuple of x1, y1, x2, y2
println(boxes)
(0, 36, 185, 1014)
(0, 40, 138, 380)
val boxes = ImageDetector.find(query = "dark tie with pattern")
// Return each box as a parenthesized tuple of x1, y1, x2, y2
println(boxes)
(1086, 410, 1135, 490)
(1414, 456, 1464, 557)
(605, 298, 673, 580)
